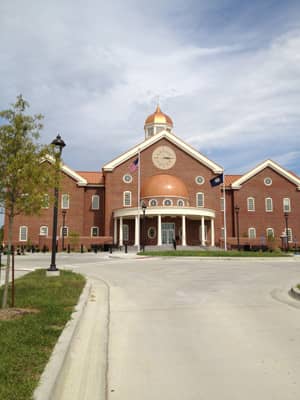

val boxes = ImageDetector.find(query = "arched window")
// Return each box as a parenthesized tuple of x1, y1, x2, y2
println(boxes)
(91, 226, 99, 237)
(39, 226, 48, 236)
(19, 226, 28, 242)
(123, 191, 132, 207)
(247, 197, 255, 212)
(177, 199, 184, 207)
(283, 198, 291, 212)
(265, 197, 273, 212)
(266, 228, 274, 239)
(92, 195, 100, 210)
(248, 227, 256, 239)
(196, 192, 204, 207)
(61, 194, 70, 209)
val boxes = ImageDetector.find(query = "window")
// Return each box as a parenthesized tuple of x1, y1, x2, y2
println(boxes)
(195, 176, 205, 185)
(265, 197, 273, 212)
(266, 228, 274, 239)
(196, 192, 204, 207)
(42, 194, 49, 209)
(92, 195, 100, 210)
(149, 199, 158, 207)
(123, 174, 132, 183)
(39, 226, 48, 236)
(91, 226, 99, 237)
(123, 191, 131, 207)
(283, 198, 291, 212)
(19, 226, 28, 242)
(221, 227, 225, 238)
(60, 226, 69, 237)
(264, 177, 272, 186)
(61, 194, 70, 209)
(248, 227, 256, 239)
(148, 227, 156, 239)
(123, 224, 129, 241)
(177, 199, 184, 206)
(247, 197, 255, 211)
(220, 197, 224, 211)
(163, 199, 173, 206)
(285, 228, 293, 243)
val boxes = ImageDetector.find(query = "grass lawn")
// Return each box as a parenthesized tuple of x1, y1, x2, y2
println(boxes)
(138, 250, 291, 257)
(0, 269, 85, 400)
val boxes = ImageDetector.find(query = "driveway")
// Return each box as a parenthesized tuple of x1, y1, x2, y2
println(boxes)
(11, 254, 300, 399)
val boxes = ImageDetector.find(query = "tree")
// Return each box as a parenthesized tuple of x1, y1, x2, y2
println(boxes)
(0, 95, 55, 308)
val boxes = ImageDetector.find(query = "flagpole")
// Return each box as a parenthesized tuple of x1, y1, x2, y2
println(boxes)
(223, 172, 227, 251)
(137, 149, 141, 252)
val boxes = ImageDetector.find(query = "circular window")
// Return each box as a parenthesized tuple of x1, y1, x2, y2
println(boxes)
(264, 177, 272, 186)
(177, 199, 184, 206)
(195, 176, 205, 185)
(148, 227, 156, 239)
(123, 174, 132, 183)
(149, 199, 158, 207)
(163, 199, 173, 206)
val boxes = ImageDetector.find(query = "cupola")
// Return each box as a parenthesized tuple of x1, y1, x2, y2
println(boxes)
(144, 105, 173, 139)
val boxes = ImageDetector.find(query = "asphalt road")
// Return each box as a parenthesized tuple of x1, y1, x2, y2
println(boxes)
(7, 253, 300, 399)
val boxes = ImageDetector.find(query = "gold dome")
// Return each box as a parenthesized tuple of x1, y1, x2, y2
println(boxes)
(144, 105, 173, 127)
(141, 174, 189, 198)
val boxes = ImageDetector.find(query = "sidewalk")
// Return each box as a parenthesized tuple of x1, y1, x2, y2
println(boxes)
(34, 278, 110, 400)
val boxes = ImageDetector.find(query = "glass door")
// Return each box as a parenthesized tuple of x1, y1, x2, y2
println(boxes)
(162, 223, 175, 244)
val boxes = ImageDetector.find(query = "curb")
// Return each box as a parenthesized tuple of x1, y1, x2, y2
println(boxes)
(33, 279, 92, 400)
(289, 285, 300, 300)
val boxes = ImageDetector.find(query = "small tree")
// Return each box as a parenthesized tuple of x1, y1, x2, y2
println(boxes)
(0, 95, 55, 308)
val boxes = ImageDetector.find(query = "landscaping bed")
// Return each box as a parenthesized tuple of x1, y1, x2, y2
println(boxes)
(0, 269, 85, 400)
(139, 250, 291, 257)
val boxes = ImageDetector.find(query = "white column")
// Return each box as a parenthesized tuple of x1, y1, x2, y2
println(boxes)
(201, 216, 205, 246)
(134, 215, 139, 246)
(211, 218, 215, 247)
(157, 215, 162, 246)
(119, 216, 123, 246)
(182, 215, 186, 246)
(114, 218, 117, 244)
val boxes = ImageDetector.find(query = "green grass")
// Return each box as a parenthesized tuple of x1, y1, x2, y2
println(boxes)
(0, 269, 85, 400)
(138, 250, 290, 257)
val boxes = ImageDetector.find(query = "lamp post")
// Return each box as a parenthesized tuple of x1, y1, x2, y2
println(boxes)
(48, 134, 66, 273)
(142, 201, 147, 252)
(235, 205, 240, 251)
(284, 212, 289, 251)
(62, 209, 67, 251)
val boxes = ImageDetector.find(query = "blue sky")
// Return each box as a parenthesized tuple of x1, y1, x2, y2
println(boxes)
(1, 0, 300, 177)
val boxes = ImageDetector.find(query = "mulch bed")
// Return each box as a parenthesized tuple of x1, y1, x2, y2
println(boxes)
(0, 308, 40, 321)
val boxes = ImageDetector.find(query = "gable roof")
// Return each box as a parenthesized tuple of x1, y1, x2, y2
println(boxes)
(231, 159, 300, 190)
(102, 130, 223, 174)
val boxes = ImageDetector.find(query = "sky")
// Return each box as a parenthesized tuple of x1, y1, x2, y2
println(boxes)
(1, 0, 300, 177)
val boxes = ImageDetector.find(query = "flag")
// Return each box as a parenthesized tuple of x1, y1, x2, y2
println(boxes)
(210, 173, 223, 187)
(129, 157, 139, 172)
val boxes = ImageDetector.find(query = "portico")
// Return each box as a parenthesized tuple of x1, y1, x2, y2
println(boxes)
(113, 207, 216, 247)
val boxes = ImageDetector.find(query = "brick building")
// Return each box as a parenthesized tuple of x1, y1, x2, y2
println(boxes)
(4, 106, 300, 250)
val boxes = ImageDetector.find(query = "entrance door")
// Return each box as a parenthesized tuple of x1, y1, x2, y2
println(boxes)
(162, 223, 175, 244)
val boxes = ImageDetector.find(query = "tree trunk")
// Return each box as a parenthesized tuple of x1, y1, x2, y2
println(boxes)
(2, 214, 13, 308)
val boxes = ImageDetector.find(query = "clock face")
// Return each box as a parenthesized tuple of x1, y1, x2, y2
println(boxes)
(152, 146, 176, 169)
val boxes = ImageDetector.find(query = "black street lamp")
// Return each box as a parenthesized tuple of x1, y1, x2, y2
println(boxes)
(284, 212, 289, 251)
(235, 205, 240, 251)
(142, 201, 147, 252)
(62, 209, 67, 251)
(48, 134, 66, 273)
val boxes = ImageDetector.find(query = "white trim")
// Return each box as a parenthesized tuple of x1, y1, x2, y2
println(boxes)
(248, 227, 256, 239)
(43, 155, 88, 186)
(39, 225, 48, 236)
(91, 195, 100, 210)
(103, 130, 223, 173)
(265, 197, 273, 212)
(19, 226, 28, 241)
(283, 197, 291, 212)
(247, 197, 255, 212)
(231, 159, 300, 190)
(123, 191, 132, 207)
(114, 206, 215, 219)
(196, 192, 204, 208)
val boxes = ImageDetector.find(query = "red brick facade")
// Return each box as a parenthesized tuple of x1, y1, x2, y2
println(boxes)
(3, 109, 300, 251)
